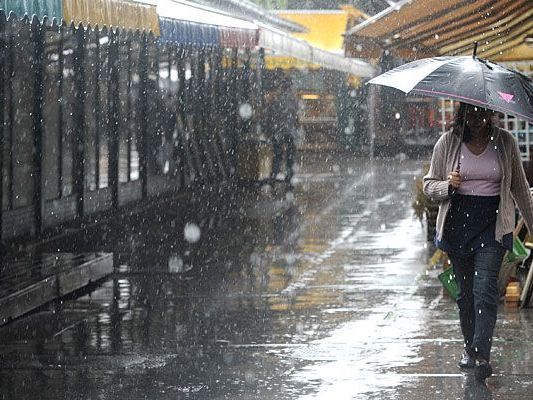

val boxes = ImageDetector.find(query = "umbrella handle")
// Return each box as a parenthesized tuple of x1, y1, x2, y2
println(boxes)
(456, 104, 467, 172)
(473, 42, 478, 58)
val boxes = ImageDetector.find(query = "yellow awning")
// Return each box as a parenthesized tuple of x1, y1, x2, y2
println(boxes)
(63, 0, 160, 34)
(276, 7, 367, 53)
(264, 55, 321, 70)
(344, 0, 533, 61)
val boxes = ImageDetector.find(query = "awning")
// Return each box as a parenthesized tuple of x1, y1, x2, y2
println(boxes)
(218, 27, 257, 48)
(159, 18, 219, 47)
(276, 7, 367, 53)
(1, 0, 63, 20)
(63, 0, 160, 34)
(194, 0, 305, 33)
(344, 0, 533, 61)
(259, 26, 375, 77)
(157, 0, 257, 47)
(157, 0, 256, 30)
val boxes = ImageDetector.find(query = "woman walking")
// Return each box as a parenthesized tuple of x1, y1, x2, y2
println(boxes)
(423, 102, 533, 381)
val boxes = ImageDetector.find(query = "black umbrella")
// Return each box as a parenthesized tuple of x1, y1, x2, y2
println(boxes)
(367, 45, 533, 124)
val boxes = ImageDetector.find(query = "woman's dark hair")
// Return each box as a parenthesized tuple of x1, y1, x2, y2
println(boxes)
(452, 102, 493, 142)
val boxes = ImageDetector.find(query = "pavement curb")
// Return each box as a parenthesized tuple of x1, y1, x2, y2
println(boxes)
(0, 253, 113, 326)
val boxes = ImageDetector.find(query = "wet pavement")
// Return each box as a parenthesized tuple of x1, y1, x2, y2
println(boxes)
(1, 154, 533, 399)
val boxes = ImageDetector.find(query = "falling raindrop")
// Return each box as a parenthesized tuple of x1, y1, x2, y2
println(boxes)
(168, 255, 184, 273)
(184, 223, 201, 243)
(238, 103, 253, 120)
(286, 192, 295, 203)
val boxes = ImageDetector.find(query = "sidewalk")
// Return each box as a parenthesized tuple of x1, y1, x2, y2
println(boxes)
(0, 155, 532, 400)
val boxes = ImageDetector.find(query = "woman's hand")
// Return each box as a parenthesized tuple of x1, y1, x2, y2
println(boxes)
(447, 171, 461, 189)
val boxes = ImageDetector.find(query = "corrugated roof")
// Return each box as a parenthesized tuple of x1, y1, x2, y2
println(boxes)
(1, 0, 63, 20)
(345, 0, 533, 61)
(63, 0, 160, 33)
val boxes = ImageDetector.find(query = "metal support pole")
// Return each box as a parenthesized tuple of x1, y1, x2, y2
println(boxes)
(0, 11, 6, 242)
(188, 46, 204, 181)
(73, 23, 86, 220)
(242, 48, 252, 137)
(31, 16, 44, 235)
(208, 49, 225, 181)
(176, 46, 187, 188)
(126, 36, 132, 182)
(368, 85, 376, 160)
(94, 27, 101, 189)
(57, 21, 65, 199)
(230, 48, 238, 174)
(7, 15, 14, 211)
(196, 48, 216, 180)
(212, 48, 228, 179)
(258, 48, 265, 112)
(138, 32, 149, 199)
(107, 29, 120, 208)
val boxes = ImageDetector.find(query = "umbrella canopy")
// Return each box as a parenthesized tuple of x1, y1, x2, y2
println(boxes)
(368, 56, 533, 124)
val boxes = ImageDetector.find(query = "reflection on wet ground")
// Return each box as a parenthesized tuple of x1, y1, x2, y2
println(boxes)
(1, 154, 533, 399)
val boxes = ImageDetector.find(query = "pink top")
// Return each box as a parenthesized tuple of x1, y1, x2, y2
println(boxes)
(457, 142, 502, 196)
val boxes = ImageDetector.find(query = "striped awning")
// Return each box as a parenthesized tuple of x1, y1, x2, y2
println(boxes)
(344, 0, 533, 62)
(159, 18, 219, 47)
(63, 0, 160, 33)
(157, 0, 258, 48)
(1, 0, 63, 20)
(219, 27, 257, 48)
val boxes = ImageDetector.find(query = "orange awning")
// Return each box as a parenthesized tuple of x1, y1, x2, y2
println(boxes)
(344, 0, 533, 61)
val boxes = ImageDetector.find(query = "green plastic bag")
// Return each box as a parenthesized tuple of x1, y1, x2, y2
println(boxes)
(438, 266, 459, 300)
(439, 238, 530, 301)
(505, 237, 530, 264)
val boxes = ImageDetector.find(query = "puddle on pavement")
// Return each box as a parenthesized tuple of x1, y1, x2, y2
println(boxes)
(1, 158, 532, 399)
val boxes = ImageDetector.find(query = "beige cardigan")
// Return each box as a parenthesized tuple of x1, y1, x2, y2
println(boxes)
(423, 126, 533, 243)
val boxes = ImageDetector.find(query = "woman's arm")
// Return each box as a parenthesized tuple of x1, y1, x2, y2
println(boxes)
(423, 135, 452, 201)
(510, 137, 533, 233)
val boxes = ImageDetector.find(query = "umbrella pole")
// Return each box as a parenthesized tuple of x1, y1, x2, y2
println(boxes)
(458, 41, 477, 171)
(457, 105, 466, 172)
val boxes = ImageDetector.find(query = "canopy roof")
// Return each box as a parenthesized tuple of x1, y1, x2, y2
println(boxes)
(275, 7, 367, 53)
(157, 0, 257, 47)
(64, 0, 160, 33)
(1, 0, 62, 20)
(344, 0, 533, 62)
(157, 0, 256, 30)
(0, 0, 374, 75)
(159, 17, 258, 47)
(1, 1, 160, 32)
(259, 25, 375, 77)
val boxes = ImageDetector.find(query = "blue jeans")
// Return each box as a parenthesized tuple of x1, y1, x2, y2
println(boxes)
(448, 246, 506, 361)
